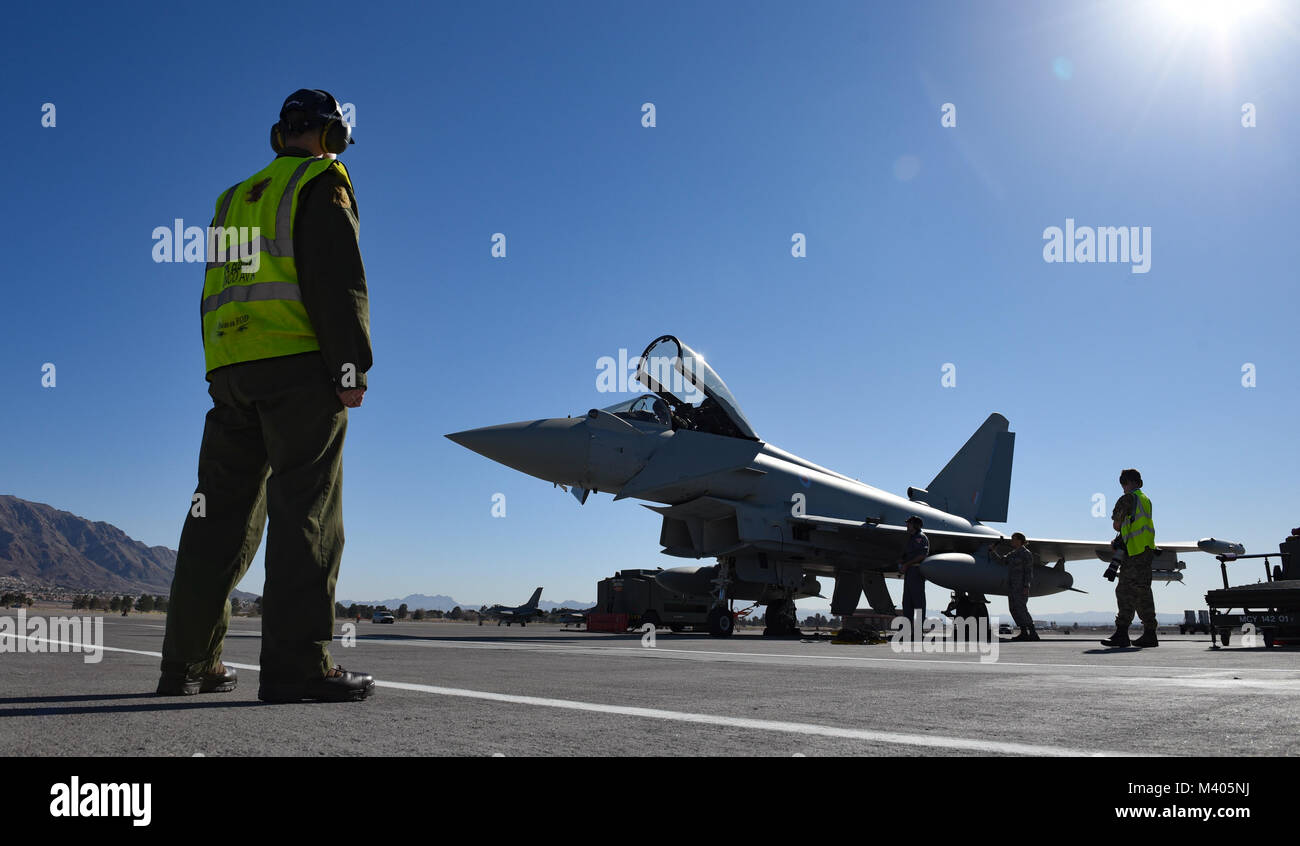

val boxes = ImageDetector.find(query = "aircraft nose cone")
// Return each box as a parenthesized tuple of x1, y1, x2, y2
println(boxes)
(447, 418, 589, 487)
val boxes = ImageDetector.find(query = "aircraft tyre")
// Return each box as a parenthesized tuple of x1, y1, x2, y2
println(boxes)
(707, 607, 734, 638)
(949, 591, 991, 641)
(762, 598, 799, 637)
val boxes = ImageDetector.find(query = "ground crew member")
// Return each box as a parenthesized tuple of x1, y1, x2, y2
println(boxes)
(1101, 468, 1158, 648)
(991, 532, 1037, 641)
(899, 516, 929, 638)
(157, 89, 375, 701)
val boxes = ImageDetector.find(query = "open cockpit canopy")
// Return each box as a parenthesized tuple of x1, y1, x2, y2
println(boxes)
(617, 335, 758, 440)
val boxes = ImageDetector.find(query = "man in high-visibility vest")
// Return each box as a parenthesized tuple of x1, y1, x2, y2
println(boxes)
(1101, 468, 1159, 648)
(157, 89, 375, 702)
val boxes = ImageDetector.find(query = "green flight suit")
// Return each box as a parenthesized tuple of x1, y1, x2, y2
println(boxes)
(161, 148, 370, 683)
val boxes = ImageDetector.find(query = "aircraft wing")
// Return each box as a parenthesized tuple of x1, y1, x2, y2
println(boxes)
(797, 514, 1241, 564)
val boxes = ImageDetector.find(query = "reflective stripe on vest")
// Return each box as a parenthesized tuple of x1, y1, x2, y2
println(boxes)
(200, 156, 352, 373)
(1122, 489, 1155, 555)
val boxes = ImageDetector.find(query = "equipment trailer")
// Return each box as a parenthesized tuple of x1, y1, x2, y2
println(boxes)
(1205, 535, 1297, 648)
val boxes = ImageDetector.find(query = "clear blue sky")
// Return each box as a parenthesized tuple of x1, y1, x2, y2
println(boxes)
(3, 1, 1297, 617)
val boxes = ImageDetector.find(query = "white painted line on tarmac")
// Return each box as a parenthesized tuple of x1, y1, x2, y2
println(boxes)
(11, 635, 1136, 756)
(373, 677, 1135, 757)
(90, 618, 1298, 673)
(55, 626, 1294, 680)
(9, 636, 262, 673)
(353, 635, 1299, 675)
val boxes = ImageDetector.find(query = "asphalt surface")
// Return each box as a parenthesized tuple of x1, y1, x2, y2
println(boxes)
(3, 614, 1298, 756)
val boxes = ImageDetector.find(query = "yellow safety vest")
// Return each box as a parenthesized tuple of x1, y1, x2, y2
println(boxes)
(200, 156, 352, 373)
(1122, 488, 1155, 555)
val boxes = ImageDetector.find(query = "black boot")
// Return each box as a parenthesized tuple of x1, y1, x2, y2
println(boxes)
(258, 666, 375, 703)
(1100, 627, 1130, 648)
(1027, 626, 1041, 641)
(157, 663, 238, 696)
(1133, 628, 1159, 648)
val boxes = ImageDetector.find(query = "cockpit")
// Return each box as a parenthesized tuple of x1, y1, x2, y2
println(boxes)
(599, 335, 759, 441)
(600, 394, 673, 427)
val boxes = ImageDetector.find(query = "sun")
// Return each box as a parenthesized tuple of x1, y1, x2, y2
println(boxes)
(1157, 0, 1272, 31)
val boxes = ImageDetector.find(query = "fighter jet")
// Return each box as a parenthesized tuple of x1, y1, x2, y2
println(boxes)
(448, 335, 1244, 637)
(482, 587, 545, 626)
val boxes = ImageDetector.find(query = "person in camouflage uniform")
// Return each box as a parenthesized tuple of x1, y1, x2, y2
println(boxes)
(991, 532, 1037, 641)
(1102, 468, 1158, 648)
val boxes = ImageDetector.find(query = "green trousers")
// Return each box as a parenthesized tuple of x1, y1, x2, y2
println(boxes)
(161, 352, 347, 682)
(1115, 548, 1157, 631)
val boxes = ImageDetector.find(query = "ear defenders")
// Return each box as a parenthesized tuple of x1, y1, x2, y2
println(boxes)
(269, 89, 353, 155)
(319, 115, 352, 154)
(269, 116, 351, 155)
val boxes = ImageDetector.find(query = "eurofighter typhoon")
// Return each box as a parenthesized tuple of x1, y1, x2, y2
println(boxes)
(448, 335, 1243, 636)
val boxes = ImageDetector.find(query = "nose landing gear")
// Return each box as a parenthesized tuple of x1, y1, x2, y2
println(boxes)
(707, 559, 737, 638)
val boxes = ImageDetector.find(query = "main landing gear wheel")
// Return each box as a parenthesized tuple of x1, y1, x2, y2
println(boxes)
(944, 591, 992, 641)
(763, 597, 799, 637)
(707, 607, 735, 637)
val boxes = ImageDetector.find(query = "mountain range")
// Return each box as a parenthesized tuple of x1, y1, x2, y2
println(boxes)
(0, 495, 177, 594)
(0, 496, 592, 608)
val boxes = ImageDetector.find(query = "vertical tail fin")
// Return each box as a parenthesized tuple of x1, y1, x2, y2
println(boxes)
(525, 587, 543, 608)
(923, 414, 1015, 523)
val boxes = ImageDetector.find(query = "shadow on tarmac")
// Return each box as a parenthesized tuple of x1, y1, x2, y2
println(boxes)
(0, 696, 264, 718)
(1, 692, 164, 705)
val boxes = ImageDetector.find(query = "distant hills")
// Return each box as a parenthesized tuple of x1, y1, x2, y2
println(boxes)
(0, 496, 594, 607)
(0, 495, 177, 594)
(338, 593, 594, 612)
(1017, 610, 1192, 626)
